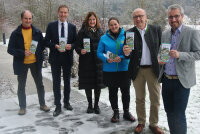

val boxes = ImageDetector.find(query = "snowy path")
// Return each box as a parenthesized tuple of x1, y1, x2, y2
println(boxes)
(0, 42, 200, 133)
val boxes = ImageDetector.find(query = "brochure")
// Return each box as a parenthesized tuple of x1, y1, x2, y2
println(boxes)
(107, 51, 118, 60)
(126, 32, 134, 50)
(30, 40, 38, 54)
(160, 43, 171, 62)
(59, 37, 66, 51)
(83, 38, 90, 52)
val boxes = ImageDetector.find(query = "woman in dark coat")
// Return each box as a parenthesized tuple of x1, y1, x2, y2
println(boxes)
(75, 12, 104, 114)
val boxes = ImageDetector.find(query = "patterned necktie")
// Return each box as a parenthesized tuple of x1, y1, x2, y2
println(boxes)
(61, 23, 64, 37)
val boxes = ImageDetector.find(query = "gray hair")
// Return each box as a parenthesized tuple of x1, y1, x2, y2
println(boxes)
(168, 4, 184, 15)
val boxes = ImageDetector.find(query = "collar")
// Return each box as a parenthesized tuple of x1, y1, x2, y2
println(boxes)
(22, 25, 32, 29)
(108, 28, 122, 39)
(136, 23, 147, 33)
(171, 24, 183, 34)
(89, 27, 97, 33)
(58, 20, 68, 26)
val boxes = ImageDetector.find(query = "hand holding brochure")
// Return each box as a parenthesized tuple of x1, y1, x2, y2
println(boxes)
(30, 40, 38, 54)
(107, 51, 118, 60)
(126, 32, 134, 50)
(59, 37, 66, 52)
(160, 43, 171, 62)
(83, 38, 90, 52)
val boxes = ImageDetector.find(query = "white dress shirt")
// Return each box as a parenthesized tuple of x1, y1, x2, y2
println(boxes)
(137, 24, 152, 65)
(58, 20, 68, 42)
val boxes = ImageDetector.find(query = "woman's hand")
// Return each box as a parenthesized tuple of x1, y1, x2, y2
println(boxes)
(107, 58, 114, 63)
(81, 49, 87, 55)
(114, 56, 121, 63)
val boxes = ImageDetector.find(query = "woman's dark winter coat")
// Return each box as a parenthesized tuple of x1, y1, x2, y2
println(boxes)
(75, 24, 105, 90)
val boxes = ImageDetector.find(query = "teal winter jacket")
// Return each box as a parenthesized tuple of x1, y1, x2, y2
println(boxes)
(97, 28, 129, 72)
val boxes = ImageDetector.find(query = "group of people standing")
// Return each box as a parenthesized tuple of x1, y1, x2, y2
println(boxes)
(7, 3, 200, 134)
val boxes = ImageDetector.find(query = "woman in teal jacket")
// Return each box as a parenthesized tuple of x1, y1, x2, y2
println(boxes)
(97, 17, 135, 123)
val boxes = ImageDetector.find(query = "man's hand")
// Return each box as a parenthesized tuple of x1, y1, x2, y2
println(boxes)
(55, 44, 60, 49)
(65, 44, 72, 50)
(123, 45, 132, 55)
(55, 44, 65, 52)
(25, 50, 32, 56)
(157, 55, 166, 65)
(169, 50, 179, 58)
(81, 49, 87, 55)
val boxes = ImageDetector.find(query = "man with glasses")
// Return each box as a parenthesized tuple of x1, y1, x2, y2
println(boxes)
(123, 8, 163, 134)
(158, 4, 200, 134)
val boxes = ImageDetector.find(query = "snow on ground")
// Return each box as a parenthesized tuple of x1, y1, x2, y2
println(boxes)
(0, 42, 200, 134)
(1, 62, 200, 134)
(1, 92, 134, 134)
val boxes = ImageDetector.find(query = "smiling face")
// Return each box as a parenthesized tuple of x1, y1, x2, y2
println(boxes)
(88, 15, 96, 28)
(21, 11, 32, 28)
(133, 8, 147, 30)
(108, 19, 120, 33)
(168, 8, 184, 31)
(58, 7, 69, 22)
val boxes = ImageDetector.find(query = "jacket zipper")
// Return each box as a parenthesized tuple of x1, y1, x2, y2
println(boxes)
(109, 33, 120, 72)
(115, 40, 118, 71)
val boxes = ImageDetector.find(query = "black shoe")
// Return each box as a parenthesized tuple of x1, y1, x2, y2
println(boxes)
(53, 107, 61, 117)
(87, 106, 93, 113)
(94, 105, 101, 114)
(123, 112, 136, 122)
(111, 110, 119, 123)
(64, 103, 73, 111)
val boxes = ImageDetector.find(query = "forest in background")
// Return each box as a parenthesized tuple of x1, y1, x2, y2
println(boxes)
(0, 0, 200, 77)
(0, 0, 200, 40)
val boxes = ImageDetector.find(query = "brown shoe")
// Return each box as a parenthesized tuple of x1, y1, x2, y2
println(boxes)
(18, 108, 26, 115)
(149, 126, 164, 134)
(111, 110, 119, 123)
(40, 105, 50, 112)
(134, 124, 145, 133)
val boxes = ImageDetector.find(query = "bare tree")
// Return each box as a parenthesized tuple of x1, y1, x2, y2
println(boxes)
(138, 0, 146, 8)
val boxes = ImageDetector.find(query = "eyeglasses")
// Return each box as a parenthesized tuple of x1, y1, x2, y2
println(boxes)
(133, 15, 145, 19)
(168, 15, 181, 20)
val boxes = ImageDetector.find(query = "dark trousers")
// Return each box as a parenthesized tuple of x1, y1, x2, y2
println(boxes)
(17, 63, 45, 108)
(108, 86, 130, 111)
(162, 75, 190, 134)
(51, 61, 72, 107)
(85, 89, 101, 107)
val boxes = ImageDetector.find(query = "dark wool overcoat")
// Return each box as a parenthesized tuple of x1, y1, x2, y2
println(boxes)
(75, 24, 105, 90)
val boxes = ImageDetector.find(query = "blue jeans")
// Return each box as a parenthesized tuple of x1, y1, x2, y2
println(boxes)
(162, 75, 190, 134)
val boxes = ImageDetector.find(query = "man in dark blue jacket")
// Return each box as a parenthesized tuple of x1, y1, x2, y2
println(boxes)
(45, 5, 76, 116)
(7, 10, 50, 115)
